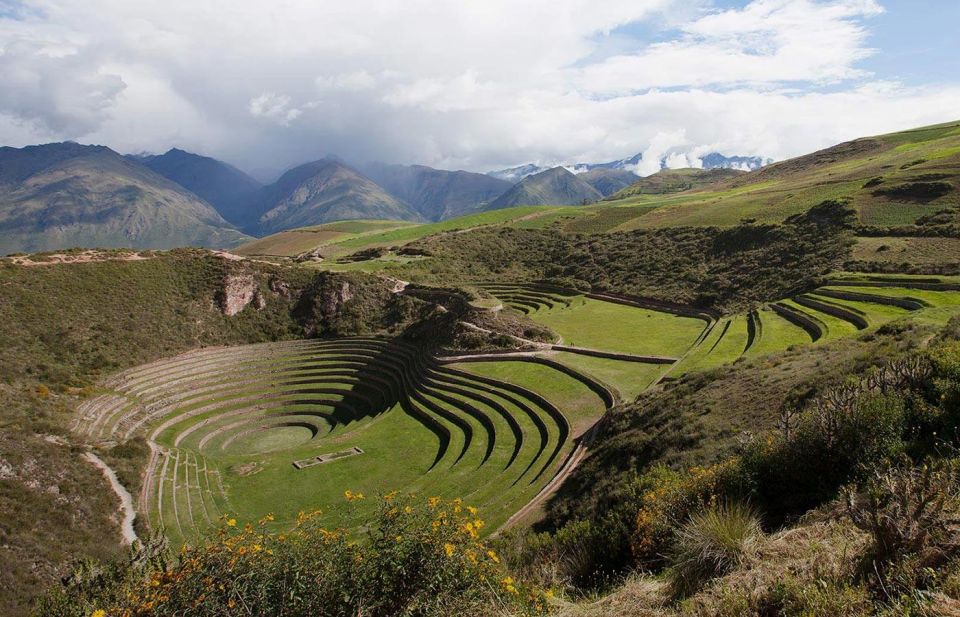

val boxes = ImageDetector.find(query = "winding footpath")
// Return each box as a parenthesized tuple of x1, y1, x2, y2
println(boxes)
(83, 451, 138, 545)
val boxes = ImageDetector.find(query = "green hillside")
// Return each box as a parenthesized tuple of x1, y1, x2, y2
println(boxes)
(602, 120, 960, 229)
(606, 167, 743, 200)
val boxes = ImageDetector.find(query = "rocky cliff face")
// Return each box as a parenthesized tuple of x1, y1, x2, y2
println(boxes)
(217, 274, 266, 316)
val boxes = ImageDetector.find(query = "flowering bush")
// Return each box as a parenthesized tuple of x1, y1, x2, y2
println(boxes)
(37, 494, 550, 617)
(630, 460, 747, 568)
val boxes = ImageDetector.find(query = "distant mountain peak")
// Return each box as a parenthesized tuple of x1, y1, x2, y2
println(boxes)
(134, 148, 262, 227)
(489, 150, 768, 183)
(486, 165, 602, 210)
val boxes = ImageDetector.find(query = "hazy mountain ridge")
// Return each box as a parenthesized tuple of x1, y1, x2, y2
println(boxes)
(251, 158, 423, 235)
(0, 143, 249, 254)
(486, 166, 603, 210)
(132, 149, 263, 227)
(360, 162, 511, 221)
(578, 168, 640, 196)
(489, 151, 767, 183)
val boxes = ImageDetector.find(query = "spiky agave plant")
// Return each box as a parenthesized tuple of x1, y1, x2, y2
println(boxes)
(668, 501, 762, 598)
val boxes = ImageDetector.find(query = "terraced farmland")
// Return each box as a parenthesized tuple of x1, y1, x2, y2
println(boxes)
(476, 279, 960, 399)
(73, 337, 609, 545)
(67, 275, 960, 550)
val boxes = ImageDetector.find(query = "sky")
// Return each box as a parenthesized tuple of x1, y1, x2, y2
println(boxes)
(0, 0, 958, 179)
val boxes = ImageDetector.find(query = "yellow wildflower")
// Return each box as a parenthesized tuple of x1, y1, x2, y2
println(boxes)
(444, 543, 456, 557)
(226, 518, 237, 527)
(91, 610, 107, 617)
(486, 549, 500, 563)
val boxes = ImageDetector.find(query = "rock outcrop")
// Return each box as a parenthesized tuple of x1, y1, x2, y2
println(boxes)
(217, 274, 265, 316)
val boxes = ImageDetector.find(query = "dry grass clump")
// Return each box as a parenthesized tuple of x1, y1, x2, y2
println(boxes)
(668, 502, 762, 598)
(678, 517, 870, 616)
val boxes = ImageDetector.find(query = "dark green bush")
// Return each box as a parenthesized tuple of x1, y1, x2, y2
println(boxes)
(742, 393, 907, 519)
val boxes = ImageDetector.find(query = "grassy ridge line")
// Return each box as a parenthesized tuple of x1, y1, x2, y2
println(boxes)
(235, 207, 565, 258)
(329, 206, 560, 251)
(234, 220, 418, 257)
(592, 120, 960, 230)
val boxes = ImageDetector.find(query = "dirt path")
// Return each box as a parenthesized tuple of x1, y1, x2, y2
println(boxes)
(496, 412, 606, 533)
(8, 250, 151, 266)
(83, 451, 138, 545)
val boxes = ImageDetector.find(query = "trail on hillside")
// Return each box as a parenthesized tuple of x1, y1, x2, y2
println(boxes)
(83, 451, 138, 545)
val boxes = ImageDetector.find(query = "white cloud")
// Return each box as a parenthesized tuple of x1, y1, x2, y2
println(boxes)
(248, 93, 302, 126)
(0, 38, 125, 135)
(577, 0, 885, 93)
(0, 0, 956, 174)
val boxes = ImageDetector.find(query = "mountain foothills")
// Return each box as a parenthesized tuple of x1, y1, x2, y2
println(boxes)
(5, 121, 960, 617)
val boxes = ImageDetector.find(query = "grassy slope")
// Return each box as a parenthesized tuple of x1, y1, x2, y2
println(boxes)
(236, 207, 557, 259)
(0, 252, 315, 616)
(591, 121, 960, 230)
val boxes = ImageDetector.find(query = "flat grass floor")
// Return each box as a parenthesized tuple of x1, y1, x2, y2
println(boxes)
(218, 406, 437, 531)
(524, 296, 706, 358)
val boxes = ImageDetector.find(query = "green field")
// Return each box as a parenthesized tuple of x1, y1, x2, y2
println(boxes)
(547, 351, 668, 402)
(522, 296, 706, 358)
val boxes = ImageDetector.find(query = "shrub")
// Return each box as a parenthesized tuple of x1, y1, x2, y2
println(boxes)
(630, 461, 749, 568)
(844, 458, 960, 566)
(668, 502, 762, 598)
(36, 495, 548, 617)
(742, 392, 907, 519)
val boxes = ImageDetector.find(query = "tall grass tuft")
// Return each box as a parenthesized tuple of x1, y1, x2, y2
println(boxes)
(668, 501, 762, 598)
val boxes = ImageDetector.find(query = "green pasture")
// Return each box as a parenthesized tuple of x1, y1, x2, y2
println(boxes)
(522, 296, 706, 358)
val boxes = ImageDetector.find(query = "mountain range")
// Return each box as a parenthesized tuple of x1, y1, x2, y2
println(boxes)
(488, 152, 768, 182)
(0, 143, 250, 255)
(360, 162, 511, 221)
(0, 141, 769, 254)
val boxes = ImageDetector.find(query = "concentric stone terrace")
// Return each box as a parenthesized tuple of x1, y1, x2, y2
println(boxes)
(74, 338, 610, 544)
